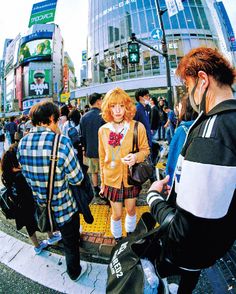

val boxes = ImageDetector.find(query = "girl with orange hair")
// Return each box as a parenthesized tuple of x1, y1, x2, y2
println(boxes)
(98, 88, 150, 242)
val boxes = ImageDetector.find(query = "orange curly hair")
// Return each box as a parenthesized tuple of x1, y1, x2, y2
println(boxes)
(101, 88, 136, 122)
(176, 47, 236, 86)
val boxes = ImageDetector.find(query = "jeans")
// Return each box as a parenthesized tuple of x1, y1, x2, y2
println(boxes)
(59, 211, 81, 279)
(158, 123, 166, 140)
(166, 125, 175, 145)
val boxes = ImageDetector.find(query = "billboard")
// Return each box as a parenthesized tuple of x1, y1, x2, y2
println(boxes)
(15, 66, 23, 110)
(23, 97, 53, 111)
(82, 50, 87, 63)
(29, 0, 58, 27)
(29, 69, 51, 97)
(19, 38, 52, 64)
(63, 64, 69, 93)
(4, 34, 21, 76)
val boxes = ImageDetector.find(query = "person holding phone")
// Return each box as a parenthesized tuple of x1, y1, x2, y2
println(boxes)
(98, 88, 150, 242)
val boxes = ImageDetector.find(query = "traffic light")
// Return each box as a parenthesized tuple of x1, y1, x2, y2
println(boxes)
(128, 42, 140, 64)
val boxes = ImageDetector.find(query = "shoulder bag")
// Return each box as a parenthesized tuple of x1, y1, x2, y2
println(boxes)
(106, 211, 174, 294)
(36, 133, 59, 232)
(0, 186, 17, 219)
(128, 121, 153, 186)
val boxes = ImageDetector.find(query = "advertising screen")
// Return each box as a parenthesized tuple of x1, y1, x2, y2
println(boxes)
(19, 38, 52, 64)
(29, 69, 51, 97)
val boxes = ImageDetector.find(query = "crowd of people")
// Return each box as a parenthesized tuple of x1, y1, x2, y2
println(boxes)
(0, 47, 235, 293)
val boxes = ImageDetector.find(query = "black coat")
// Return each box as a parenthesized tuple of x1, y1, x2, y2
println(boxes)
(150, 106, 160, 130)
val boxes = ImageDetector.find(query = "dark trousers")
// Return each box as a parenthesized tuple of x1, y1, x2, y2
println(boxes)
(158, 259, 201, 294)
(59, 212, 81, 279)
(10, 133, 15, 144)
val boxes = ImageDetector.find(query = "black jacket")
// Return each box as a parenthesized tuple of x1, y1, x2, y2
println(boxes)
(80, 108, 104, 158)
(150, 105, 160, 130)
(147, 99, 236, 270)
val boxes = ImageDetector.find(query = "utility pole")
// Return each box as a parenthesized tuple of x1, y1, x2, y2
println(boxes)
(155, 0, 173, 108)
(129, 2, 173, 108)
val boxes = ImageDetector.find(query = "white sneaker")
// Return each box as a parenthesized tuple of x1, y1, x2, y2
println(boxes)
(168, 283, 179, 294)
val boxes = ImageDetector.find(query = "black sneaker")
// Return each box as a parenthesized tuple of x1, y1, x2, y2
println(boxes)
(68, 261, 88, 281)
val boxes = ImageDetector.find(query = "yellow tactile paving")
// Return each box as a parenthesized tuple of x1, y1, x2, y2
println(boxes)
(156, 162, 166, 169)
(80, 205, 150, 237)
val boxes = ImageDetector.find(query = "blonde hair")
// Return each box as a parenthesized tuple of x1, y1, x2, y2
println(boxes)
(101, 88, 136, 122)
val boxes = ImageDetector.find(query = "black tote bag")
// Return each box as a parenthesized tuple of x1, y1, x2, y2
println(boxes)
(106, 212, 174, 294)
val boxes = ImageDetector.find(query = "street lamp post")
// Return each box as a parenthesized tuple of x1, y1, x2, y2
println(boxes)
(155, 0, 173, 108)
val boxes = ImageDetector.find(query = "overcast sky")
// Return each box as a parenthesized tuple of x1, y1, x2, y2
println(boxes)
(0, 0, 235, 79)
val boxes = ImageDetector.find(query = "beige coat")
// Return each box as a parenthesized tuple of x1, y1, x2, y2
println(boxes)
(98, 120, 150, 188)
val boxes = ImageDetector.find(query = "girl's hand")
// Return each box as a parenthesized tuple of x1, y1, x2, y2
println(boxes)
(99, 185, 105, 197)
(122, 153, 136, 167)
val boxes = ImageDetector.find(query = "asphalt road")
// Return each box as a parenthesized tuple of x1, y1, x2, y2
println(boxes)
(0, 262, 62, 294)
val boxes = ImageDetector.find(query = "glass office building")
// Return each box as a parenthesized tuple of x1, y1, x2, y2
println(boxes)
(87, 0, 218, 86)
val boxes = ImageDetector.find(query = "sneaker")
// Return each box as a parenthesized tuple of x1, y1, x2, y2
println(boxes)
(168, 283, 179, 294)
(34, 240, 48, 255)
(47, 232, 62, 245)
(69, 261, 88, 281)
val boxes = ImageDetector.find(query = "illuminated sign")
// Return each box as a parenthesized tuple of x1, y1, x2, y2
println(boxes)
(29, 69, 51, 97)
(18, 39, 52, 64)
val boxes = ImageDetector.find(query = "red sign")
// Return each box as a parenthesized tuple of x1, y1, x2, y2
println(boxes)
(15, 66, 23, 110)
(63, 64, 69, 93)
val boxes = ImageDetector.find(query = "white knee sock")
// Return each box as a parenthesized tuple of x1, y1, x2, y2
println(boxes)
(111, 218, 122, 239)
(125, 214, 136, 233)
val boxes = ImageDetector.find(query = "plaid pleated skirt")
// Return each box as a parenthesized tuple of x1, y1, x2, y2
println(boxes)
(103, 184, 141, 203)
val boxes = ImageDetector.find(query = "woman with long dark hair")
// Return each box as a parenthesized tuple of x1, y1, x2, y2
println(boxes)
(165, 95, 198, 186)
(1, 143, 61, 254)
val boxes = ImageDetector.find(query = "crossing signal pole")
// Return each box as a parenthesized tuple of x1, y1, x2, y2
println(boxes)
(155, 0, 173, 108)
(128, 1, 173, 108)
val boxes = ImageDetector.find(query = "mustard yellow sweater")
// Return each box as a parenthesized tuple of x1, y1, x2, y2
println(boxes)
(98, 120, 150, 188)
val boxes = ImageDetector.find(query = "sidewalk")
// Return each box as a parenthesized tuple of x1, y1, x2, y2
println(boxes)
(0, 230, 107, 294)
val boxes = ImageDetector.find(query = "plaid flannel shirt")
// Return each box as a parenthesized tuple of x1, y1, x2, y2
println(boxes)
(17, 126, 83, 227)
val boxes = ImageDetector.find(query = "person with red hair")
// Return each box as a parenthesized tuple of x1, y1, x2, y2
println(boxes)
(99, 88, 150, 242)
(146, 47, 236, 293)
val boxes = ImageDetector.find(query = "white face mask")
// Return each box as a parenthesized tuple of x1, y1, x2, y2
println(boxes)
(144, 99, 150, 105)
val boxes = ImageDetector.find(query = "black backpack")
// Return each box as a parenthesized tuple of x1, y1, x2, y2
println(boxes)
(68, 124, 80, 147)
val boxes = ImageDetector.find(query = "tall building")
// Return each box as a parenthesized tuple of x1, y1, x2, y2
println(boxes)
(19, 24, 64, 113)
(213, 0, 236, 64)
(71, 0, 232, 104)
(2, 24, 64, 114)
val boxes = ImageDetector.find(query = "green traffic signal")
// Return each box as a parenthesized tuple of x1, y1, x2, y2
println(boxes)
(128, 42, 140, 64)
